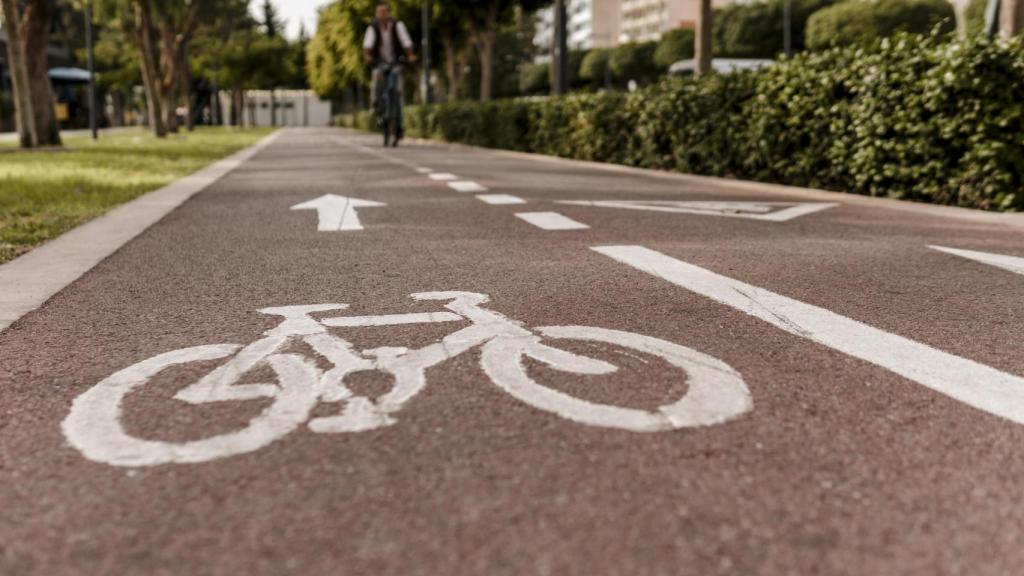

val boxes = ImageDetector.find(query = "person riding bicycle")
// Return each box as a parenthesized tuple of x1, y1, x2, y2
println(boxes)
(363, 1, 416, 146)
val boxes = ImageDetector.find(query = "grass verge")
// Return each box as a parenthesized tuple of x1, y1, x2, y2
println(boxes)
(0, 127, 274, 265)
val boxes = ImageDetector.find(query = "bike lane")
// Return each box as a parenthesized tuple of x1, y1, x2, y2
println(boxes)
(1, 128, 1023, 575)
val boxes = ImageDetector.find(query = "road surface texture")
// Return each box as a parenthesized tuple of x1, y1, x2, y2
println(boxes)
(2, 128, 1023, 576)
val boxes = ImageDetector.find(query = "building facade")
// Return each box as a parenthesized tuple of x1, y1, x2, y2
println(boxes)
(619, 0, 730, 43)
(535, 0, 621, 55)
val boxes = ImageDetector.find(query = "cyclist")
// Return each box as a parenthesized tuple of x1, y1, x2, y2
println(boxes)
(363, 1, 416, 146)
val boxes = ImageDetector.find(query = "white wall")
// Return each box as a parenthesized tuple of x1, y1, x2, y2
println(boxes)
(219, 90, 332, 128)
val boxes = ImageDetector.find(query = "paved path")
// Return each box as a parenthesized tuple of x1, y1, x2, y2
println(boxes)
(2, 128, 1023, 575)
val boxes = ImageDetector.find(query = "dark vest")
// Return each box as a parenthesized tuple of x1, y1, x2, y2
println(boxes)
(371, 19, 401, 64)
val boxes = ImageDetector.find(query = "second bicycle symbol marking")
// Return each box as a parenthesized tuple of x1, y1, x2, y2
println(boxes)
(63, 292, 752, 468)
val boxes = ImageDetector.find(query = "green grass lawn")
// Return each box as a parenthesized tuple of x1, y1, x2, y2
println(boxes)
(0, 127, 274, 265)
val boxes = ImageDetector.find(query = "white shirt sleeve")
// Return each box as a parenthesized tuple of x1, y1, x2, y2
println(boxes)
(397, 21, 413, 50)
(363, 26, 376, 51)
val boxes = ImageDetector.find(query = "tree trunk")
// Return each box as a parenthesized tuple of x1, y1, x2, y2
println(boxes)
(111, 91, 126, 127)
(180, 43, 194, 131)
(22, 0, 61, 146)
(158, 27, 180, 134)
(134, 0, 202, 136)
(695, 0, 713, 77)
(134, 3, 165, 136)
(478, 31, 495, 101)
(230, 87, 242, 126)
(1002, 0, 1024, 37)
(469, 3, 499, 102)
(441, 30, 464, 101)
(1, 0, 36, 147)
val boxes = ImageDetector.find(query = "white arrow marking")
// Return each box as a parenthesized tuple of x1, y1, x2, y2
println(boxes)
(594, 245, 1024, 426)
(558, 200, 838, 222)
(290, 194, 386, 232)
(930, 246, 1024, 277)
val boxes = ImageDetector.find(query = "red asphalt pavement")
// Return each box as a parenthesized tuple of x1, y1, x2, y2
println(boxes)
(1, 128, 1023, 575)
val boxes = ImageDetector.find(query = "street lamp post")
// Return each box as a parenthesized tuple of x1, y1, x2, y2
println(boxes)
(553, 0, 568, 95)
(984, 0, 1000, 36)
(695, 0, 712, 77)
(783, 0, 792, 57)
(421, 0, 431, 104)
(85, 1, 98, 140)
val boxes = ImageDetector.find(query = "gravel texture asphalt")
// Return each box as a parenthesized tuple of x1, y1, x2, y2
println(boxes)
(1, 128, 1022, 576)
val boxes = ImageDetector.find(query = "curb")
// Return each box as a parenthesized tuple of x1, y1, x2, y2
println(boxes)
(0, 129, 282, 334)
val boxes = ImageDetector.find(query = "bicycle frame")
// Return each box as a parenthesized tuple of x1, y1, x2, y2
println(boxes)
(376, 64, 403, 144)
(174, 292, 614, 433)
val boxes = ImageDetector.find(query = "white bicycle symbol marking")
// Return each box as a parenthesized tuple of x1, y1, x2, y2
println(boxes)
(63, 292, 752, 467)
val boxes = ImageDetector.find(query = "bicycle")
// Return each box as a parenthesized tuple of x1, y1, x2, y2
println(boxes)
(63, 291, 753, 467)
(374, 62, 404, 148)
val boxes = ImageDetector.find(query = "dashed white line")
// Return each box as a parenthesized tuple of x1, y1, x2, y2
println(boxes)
(594, 245, 1024, 426)
(477, 194, 526, 205)
(415, 167, 433, 174)
(448, 181, 488, 193)
(930, 246, 1024, 277)
(515, 212, 589, 231)
(429, 173, 458, 181)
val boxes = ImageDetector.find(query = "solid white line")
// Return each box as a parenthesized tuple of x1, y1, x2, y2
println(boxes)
(0, 130, 282, 334)
(515, 212, 589, 231)
(593, 245, 1024, 426)
(930, 246, 1024, 277)
(429, 173, 458, 181)
(448, 181, 488, 193)
(477, 194, 526, 205)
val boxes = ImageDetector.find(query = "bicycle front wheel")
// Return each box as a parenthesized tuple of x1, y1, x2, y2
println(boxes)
(63, 347, 322, 467)
(480, 326, 752, 433)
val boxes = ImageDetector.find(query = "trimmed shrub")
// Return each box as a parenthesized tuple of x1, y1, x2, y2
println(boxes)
(713, 0, 837, 58)
(519, 62, 550, 95)
(805, 0, 956, 49)
(609, 41, 660, 85)
(579, 48, 612, 88)
(653, 28, 695, 69)
(399, 33, 1024, 212)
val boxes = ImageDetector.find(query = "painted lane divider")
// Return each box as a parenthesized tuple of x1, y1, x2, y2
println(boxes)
(448, 181, 488, 193)
(930, 246, 1024, 277)
(415, 167, 433, 174)
(477, 194, 526, 205)
(594, 245, 1024, 426)
(429, 173, 458, 181)
(516, 212, 589, 231)
(559, 200, 838, 222)
(290, 194, 386, 232)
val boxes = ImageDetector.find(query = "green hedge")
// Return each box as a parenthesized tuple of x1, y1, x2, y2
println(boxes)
(714, 0, 837, 57)
(805, 0, 955, 49)
(392, 34, 1023, 211)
